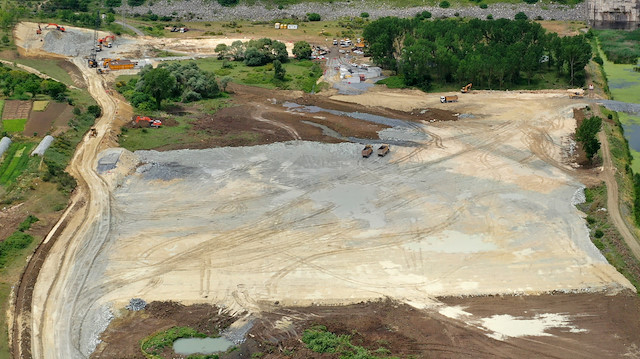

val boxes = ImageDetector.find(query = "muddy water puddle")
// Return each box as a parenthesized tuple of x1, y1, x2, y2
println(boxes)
(173, 337, 234, 355)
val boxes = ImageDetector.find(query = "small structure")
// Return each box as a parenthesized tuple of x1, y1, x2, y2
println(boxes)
(108, 59, 136, 71)
(274, 22, 280, 29)
(0, 137, 11, 158)
(31, 135, 54, 156)
(287, 24, 298, 30)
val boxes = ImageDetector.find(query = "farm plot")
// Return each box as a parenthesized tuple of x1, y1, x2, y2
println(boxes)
(24, 102, 72, 137)
(2, 119, 27, 133)
(0, 142, 35, 185)
(2, 100, 31, 120)
(32, 101, 49, 112)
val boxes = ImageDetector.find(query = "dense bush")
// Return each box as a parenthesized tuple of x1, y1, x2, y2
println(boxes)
(439, 0, 450, 7)
(361, 12, 369, 18)
(597, 28, 640, 64)
(363, 17, 592, 89)
(307, 12, 321, 21)
(217, 0, 238, 6)
(0, 64, 67, 100)
(515, 12, 528, 20)
(0, 231, 33, 268)
(479, 3, 488, 8)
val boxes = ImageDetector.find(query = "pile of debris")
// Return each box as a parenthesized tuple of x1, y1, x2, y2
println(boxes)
(125, 298, 147, 311)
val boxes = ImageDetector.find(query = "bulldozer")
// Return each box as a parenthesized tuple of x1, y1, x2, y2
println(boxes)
(461, 83, 472, 93)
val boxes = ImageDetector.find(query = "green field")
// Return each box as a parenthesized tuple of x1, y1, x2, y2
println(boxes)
(0, 143, 35, 185)
(9, 59, 75, 87)
(1, 119, 27, 133)
(118, 116, 200, 151)
(0, 100, 4, 117)
(176, 58, 324, 92)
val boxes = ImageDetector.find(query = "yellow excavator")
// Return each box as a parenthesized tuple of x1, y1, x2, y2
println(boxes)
(461, 83, 472, 93)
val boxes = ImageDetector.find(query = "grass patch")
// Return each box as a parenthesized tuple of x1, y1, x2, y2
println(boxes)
(32, 100, 49, 112)
(2, 119, 27, 133)
(0, 143, 35, 185)
(10, 59, 75, 87)
(376, 76, 406, 89)
(599, 41, 640, 104)
(166, 58, 323, 92)
(0, 100, 4, 117)
(118, 116, 196, 151)
(302, 325, 400, 359)
(580, 184, 640, 293)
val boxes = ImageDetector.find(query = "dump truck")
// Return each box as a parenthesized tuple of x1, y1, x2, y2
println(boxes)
(440, 95, 458, 103)
(362, 144, 373, 158)
(377, 144, 390, 157)
(461, 83, 472, 93)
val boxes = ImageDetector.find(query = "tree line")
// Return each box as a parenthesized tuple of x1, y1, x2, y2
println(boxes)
(0, 63, 67, 100)
(363, 17, 592, 89)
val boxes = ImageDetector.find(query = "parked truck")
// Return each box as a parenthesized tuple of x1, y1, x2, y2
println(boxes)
(377, 144, 390, 157)
(440, 95, 458, 103)
(362, 144, 373, 158)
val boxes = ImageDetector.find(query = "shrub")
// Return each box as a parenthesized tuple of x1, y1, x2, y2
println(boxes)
(307, 12, 321, 21)
(594, 229, 604, 238)
(361, 12, 369, 18)
(515, 12, 528, 20)
(87, 105, 102, 118)
(217, 0, 238, 6)
(18, 215, 39, 232)
(439, 0, 450, 8)
(524, 0, 538, 3)
(127, 0, 145, 6)
(487, 14, 493, 19)
(479, 3, 488, 8)
(594, 55, 604, 65)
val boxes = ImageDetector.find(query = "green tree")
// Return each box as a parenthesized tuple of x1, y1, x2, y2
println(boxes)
(215, 43, 228, 59)
(271, 40, 288, 62)
(220, 76, 232, 92)
(293, 41, 312, 60)
(140, 67, 177, 109)
(576, 116, 602, 161)
(273, 60, 286, 80)
(561, 35, 592, 86)
(40, 79, 67, 98)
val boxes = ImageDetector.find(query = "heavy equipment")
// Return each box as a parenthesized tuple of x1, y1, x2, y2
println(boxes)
(46, 23, 65, 32)
(36, 24, 42, 35)
(362, 144, 373, 158)
(377, 144, 390, 157)
(90, 128, 98, 137)
(568, 88, 585, 99)
(135, 116, 162, 128)
(461, 83, 472, 93)
(96, 68, 110, 74)
(440, 95, 458, 103)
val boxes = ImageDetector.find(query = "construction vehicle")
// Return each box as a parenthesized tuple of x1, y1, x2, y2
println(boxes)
(359, 74, 366, 82)
(96, 68, 110, 74)
(461, 83, 472, 93)
(46, 23, 65, 32)
(377, 144, 390, 157)
(135, 116, 162, 128)
(36, 24, 42, 35)
(87, 53, 98, 68)
(362, 144, 373, 158)
(98, 35, 116, 49)
(568, 88, 585, 99)
(90, 128, 98, 137)
(440, 95, 458, 103)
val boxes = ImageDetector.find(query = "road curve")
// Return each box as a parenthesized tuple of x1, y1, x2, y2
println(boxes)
(114, 21, 144, 36)
(599, 130, 640, 259)
(29, 58, 120, 359)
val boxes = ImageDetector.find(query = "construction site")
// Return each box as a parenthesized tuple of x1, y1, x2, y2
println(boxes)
(6, 21, 640, 359)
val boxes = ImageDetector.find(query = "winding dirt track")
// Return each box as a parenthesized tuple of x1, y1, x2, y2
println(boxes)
(599, 131, 640, 258)
(24, 59, 120, 358)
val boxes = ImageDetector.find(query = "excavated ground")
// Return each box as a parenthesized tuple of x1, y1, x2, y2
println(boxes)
(10, 20, 640, 359)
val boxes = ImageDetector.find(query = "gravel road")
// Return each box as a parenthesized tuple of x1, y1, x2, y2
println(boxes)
(118, 0, 587, 22)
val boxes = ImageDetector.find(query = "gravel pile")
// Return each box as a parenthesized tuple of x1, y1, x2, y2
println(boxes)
(119, 0, 587, 22)
(43, 29, 94, 57)
(125, 298, 147, 311)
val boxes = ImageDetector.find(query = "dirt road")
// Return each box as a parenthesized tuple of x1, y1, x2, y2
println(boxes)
(28, 58, 123, 358)
(599, 130, 640, 258)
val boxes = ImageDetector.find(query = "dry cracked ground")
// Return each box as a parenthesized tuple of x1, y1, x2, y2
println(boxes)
(11, 21, 640, 359)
